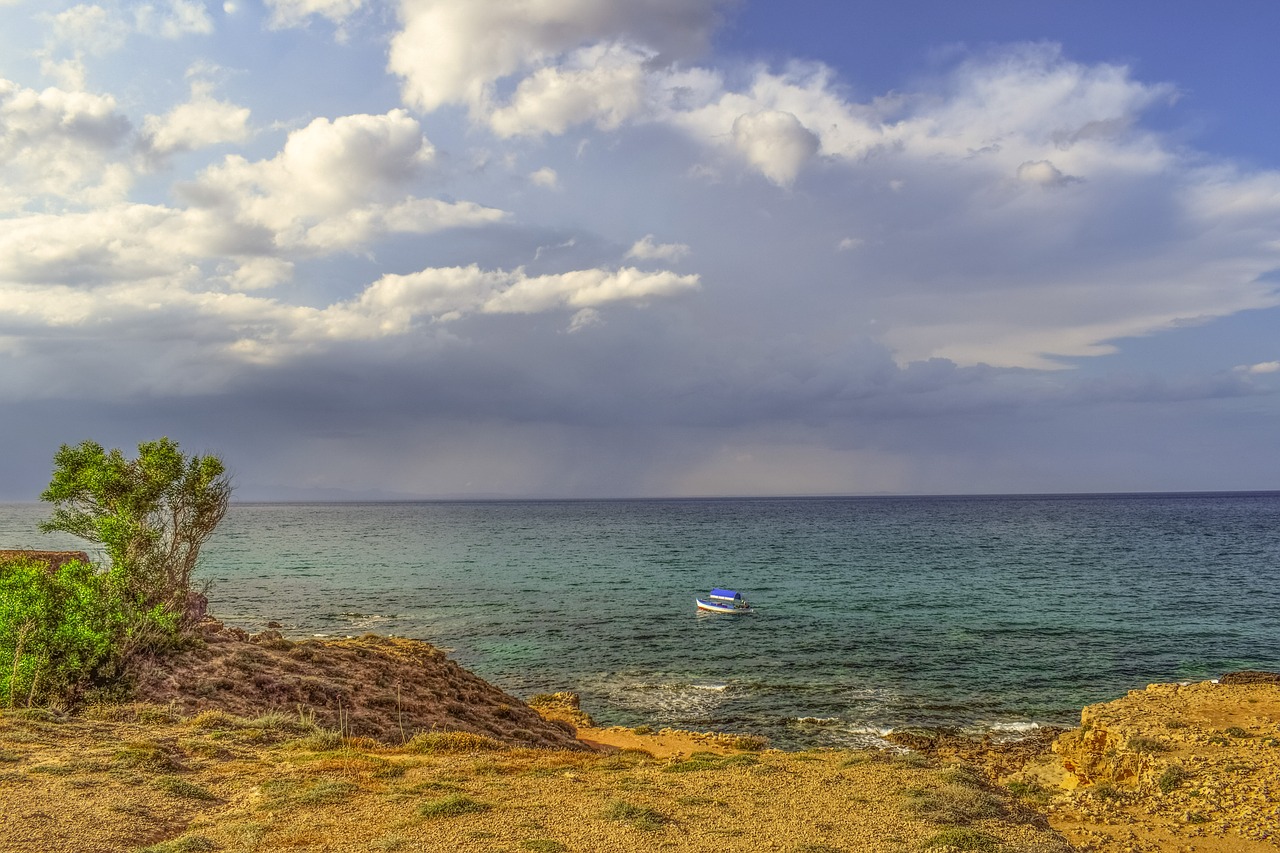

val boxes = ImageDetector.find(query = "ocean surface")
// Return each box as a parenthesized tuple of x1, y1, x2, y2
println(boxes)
(4, 494, 1279, 748)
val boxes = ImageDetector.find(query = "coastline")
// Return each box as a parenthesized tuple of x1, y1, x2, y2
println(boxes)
(1, 620, 1277, 852)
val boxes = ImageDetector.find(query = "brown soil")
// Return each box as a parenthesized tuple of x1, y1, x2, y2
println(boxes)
(128, 618, 583, 750)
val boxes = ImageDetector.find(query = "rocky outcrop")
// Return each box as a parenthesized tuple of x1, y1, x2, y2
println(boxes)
(1043, 680, 1280, 851)
(128, 617, 587, 750)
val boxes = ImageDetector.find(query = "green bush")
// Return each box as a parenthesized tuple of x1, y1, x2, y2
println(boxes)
(0, 557, 125, 707)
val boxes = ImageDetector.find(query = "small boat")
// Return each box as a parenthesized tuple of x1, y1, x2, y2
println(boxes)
(695, 588, 752, 614)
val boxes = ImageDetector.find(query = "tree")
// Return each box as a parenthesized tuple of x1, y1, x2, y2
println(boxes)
(39, 438, 232, 632)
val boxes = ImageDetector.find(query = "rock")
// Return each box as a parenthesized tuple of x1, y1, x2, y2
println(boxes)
(1220, 671, 1280, 685)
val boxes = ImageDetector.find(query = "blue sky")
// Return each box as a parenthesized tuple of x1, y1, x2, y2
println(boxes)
(1, 0, 1277, 499)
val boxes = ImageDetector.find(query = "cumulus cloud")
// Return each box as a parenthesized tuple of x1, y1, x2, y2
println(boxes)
(180, 110, 509, 251)
(529, 167, 559, 189)
(731, 109, 820, 186)
(388, 0, 726, 113)
(486, 43, 650, 137)
(141, 76, 250, 158)
(0, 140, 507, 300)
(1236, 360, 1280, 374)
(626, 235, 690, 263)
(0, 80, 133, 209)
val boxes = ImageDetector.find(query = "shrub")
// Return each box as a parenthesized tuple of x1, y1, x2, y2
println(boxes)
(1127, 736, 1167, 753)
(0, 557, 125, 707)
(903, 782, 1005, 825)
(1158, 765, 1189, 793)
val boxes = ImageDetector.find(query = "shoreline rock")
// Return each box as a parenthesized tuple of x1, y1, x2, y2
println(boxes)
(127, 616, 585, 749)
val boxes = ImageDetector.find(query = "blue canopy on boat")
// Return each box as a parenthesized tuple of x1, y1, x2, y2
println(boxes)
(708, 588, 743, 601)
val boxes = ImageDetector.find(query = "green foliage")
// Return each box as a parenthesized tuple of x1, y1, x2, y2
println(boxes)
(39, 437, 231, 632)
(2, 438, 230, 708)
(0, 557, 124, 707)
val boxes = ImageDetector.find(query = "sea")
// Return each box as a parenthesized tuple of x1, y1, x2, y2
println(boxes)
(3, 493, 1278, 749)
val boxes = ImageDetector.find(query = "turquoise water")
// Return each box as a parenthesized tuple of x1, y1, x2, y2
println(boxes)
(4, 494, 1279, 747)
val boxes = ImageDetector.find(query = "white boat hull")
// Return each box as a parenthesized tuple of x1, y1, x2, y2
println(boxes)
(695, 598, 751, 614)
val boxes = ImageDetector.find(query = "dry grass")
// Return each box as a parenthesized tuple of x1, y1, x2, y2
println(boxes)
(0, 706, 1072, 853)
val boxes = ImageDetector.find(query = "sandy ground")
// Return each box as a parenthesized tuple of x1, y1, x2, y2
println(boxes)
(0, 705, 1068, 853)
(4, 624, 1278, 853)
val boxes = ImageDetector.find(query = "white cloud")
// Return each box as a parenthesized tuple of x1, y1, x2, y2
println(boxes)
(529, 167, 559, 189)
(141, 78, 250, 157)
(1016, 159, 1074, 186)
(626, 235, 690, 263)
(0, 80, 132, 210)
(50, 4, 130, 55)
(836, 237, 863, 252)
(134, 1, 215, 38)
(731, 109, 820, 186)
(388, 0, 725, 113)
(184, 110, 506, 251)
(47, 1, 213, 55)
(0, 262, 700, 379)
(487, 43, 650, 138)
(480, 266, 699, 314)
(265, 0, 364, 27)
(1236, 360, 1280, 374)
(0, 110, 508, 291)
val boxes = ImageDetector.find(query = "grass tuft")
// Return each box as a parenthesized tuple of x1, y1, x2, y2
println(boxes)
(603, 799, 669, 831)
(1127, 736, 1167, 753)
(153, 776, 219, 801)
(114, 741, 176, 771)
(903, 781, 1005, 825)
(407, 731, 505, 754)
(418, 793, 492, 818)
(260, 778, 358, 810)
(189, 710, 241, 730)
(890, 752, 933, 769)
(920, 827, 1000, 851)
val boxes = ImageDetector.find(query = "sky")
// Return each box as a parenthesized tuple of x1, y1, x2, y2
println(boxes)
(1, 0, 1279, 500)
